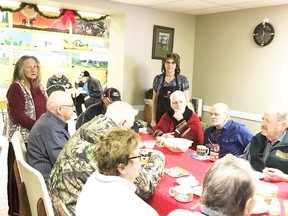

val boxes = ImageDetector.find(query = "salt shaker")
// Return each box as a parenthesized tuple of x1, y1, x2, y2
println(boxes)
(270, 197, 281, 216)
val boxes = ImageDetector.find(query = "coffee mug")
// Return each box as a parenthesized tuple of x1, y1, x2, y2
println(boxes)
(196, 145, 209, 156)
(168, 185, 193, 202)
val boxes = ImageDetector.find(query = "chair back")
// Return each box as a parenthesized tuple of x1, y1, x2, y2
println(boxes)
(12, 131, 27, 161)
(17, 159, 54, 216)
(46, 85, 65, 97)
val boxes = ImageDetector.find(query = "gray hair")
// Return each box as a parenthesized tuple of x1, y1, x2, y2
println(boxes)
(265, 104, 288, 125)
(105, 101, 138, 125)
(201, 155, 256, 216)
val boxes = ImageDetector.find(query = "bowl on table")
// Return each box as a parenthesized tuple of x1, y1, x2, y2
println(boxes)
(164, 137, 192, 153)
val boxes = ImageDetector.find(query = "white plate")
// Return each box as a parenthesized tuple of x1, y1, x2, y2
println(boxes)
(176, 176, 199, 187)
(192, 186, 202, 197)
(168, 209, 202, 216)
(252, 200, 270, 214)
(253, 171, 265, 179)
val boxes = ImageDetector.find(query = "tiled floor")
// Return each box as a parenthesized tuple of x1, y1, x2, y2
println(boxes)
(0, 113, 77, 216)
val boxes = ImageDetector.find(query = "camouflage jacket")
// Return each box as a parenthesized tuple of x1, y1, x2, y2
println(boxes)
(48, 115, 165, 215)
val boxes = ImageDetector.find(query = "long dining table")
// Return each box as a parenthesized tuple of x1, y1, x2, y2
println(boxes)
(139, 132, 288, 216)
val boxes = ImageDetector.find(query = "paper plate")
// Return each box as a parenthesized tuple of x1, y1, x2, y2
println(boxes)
(168, 209, 197, 216)
(253, 171, 265, 179)
(176, 176, 199, 187)
(252, 200, 270, 214)
(192, 186, 202, 197)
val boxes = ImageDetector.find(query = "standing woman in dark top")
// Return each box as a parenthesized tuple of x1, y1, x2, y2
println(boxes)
(3, 55, 47, 215)
(151, 53, 190, 127)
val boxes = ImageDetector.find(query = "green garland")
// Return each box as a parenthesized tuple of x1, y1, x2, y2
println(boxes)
(0, 2, 109, 23)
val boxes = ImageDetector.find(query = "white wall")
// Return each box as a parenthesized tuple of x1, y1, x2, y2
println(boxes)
(193, 5, 288, 133)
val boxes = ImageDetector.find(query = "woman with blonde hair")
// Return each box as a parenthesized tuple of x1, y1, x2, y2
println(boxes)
(3, 55, 47, 215)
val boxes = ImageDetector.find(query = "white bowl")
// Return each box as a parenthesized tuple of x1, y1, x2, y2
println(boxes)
(164, 137, 192, 153)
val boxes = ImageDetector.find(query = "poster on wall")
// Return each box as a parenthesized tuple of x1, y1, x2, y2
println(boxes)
(71, 52, 108, 69)
(0, 30, 32, 47)
(72, 19, 109, 37)
(63, 36, 89, 51)
(33, 33, 63, 49)
(12, 5, 69, 33)
(0, 11, 9, 27)
(13, 49, 70, 67)
(0, 48, 9, 65)
(90, 39, 108, 52)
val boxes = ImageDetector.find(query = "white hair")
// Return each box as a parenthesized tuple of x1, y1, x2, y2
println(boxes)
(105, 101, 138, 125)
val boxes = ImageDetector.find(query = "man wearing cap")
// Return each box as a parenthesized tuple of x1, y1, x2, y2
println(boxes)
(76, 87, 121, 129)
(75, 70, 103, 117)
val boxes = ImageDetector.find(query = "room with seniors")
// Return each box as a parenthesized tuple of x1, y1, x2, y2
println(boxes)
(1, 1, 288, 216)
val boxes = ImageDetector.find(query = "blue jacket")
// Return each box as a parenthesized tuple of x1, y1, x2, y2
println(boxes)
(204, 120, 253, 157)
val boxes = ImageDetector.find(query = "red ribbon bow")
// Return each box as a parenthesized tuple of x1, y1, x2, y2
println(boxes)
(60, 9, 76, 26)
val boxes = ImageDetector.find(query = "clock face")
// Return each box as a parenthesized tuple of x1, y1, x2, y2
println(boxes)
(253, 22, 275, 46)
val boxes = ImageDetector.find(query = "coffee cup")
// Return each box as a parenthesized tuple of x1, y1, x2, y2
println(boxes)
(196, 145, 209, 156)
(168, 185, 193, 202)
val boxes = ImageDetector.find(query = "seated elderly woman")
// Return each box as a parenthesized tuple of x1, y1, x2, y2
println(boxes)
(201, 155, 257, 216)
(76, 129, 158, 215)
(153, 90, 204, 150)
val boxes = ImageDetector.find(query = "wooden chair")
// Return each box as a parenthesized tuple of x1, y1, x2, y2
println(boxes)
(17, 158, 55, 216)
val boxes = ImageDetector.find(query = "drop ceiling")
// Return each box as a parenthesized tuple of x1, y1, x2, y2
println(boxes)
(107, 0, 288, 15)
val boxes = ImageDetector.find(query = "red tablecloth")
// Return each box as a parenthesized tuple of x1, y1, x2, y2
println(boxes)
(139, 133, 288, 216)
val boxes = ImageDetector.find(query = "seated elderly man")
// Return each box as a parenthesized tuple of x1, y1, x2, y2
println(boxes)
(26, 91, 74, 181)
(204, 103, 253, 157)
(153, 90, 203, 150)
(46, 70, 72, 89)
(48, 101, 165, 215)
(244, 104, 288, 182)
(201, 155, 256, 216)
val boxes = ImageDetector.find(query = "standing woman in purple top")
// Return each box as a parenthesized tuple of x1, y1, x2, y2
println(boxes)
(151, 53, 190, 127)
(3, 55, 47, 215)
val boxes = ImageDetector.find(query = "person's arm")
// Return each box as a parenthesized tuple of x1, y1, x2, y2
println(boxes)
(45, 126, 70, 165)
(177, 114, 204, 148)
(134, 150, 165, 200)
(63, 75, 72, 88)
(151, 90, 158, 127)
(263, 167, 288, 182)
(7, 83, 36, 130)
(46, 77, 53, 88)
(88, 79, 102, 98)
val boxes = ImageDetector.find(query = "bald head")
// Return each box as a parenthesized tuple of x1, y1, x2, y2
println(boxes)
(47, 91, 74, 121)
(210, 103, 230, 129)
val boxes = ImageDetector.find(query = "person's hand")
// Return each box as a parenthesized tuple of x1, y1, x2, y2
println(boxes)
(84, 96, 90, 101)
(150, 119, 156, 127)
(162, 133, 174, 138)
(173, 111, 183, 121)
(263, 167, 288, 182)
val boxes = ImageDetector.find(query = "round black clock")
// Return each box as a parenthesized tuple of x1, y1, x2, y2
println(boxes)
(253, 22, 275, 46)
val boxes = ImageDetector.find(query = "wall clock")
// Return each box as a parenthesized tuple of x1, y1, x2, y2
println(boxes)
(253, 22, 275, 46)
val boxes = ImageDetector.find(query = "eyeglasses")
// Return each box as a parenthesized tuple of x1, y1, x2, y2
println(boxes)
(127, 155, 141, 161)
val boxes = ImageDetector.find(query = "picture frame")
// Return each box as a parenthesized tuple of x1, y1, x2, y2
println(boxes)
(152, 25, 174, 60)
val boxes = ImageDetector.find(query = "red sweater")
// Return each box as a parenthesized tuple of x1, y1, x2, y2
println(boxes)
(7, 83, 47, 130)
(153, 113, 204, 150)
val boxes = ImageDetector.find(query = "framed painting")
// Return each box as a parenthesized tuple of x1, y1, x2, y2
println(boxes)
(152, 25, 174, 60)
